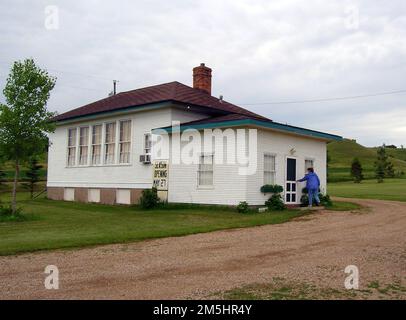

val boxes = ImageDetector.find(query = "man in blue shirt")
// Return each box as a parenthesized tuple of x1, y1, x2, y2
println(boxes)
(297, 167, 320, 207)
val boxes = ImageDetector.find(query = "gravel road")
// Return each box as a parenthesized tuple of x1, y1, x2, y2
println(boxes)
(0, 198, 405, 299)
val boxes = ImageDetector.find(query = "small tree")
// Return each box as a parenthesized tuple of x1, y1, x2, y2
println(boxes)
(374, 146, 388, 183)
(0, 59, 56, 214)
(350, 158, 363, 183)
(385, 161, 395, 178)
(22, 157, 43, 199)
(0, 167, 6, 190)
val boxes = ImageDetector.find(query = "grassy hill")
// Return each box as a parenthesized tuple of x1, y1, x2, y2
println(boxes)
(328, 139, 406, 182)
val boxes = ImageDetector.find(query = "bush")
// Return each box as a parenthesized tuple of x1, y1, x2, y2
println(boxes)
(0, 206, 26, 222)
(265, 193, 286, 211)
(139, 187, 159, 209)
(260, 184, 284, 194)
(300, 194, 309, 207)
(300, 193, 333, 207)
(237, 201, 249, 213)
(319, 194, 333, 207)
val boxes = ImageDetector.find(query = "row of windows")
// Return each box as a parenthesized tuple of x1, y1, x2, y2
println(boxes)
(264, 154, 314, 185)
(67, 120, 137, 167)
(197, 153, 314, 187)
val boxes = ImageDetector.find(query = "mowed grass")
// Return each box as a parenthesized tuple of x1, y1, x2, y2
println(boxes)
(328, 179, 406, 202)
(0, 193, 309, 256)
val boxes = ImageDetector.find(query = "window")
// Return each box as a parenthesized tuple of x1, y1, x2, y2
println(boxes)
(144, 133, 152, 154)
(104, 122, 116, 164)
(79, 127, 89, 165)
(64, 188, 75, 201)
(67, 128, 77, 166)
(88, 189, 100, 203)
(264, 154, 276, 184)
(305, 159, 314, 172)
(91, 125, 102, 165)
(198, 154, 213, 186)
(119, 120, 131, 163)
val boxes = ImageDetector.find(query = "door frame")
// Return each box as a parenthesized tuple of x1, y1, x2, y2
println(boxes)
(285, 156, 298, 204)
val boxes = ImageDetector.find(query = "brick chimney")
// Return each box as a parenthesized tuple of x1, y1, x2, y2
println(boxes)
(193, 63, 212, 95)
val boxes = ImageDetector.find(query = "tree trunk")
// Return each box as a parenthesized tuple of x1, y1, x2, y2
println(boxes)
(11, 160, 19, 214)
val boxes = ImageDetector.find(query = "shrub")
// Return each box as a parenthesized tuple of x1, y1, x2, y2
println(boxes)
(300, 194, 309, 207)
(237, 201, 249, 213)
(0, 206, 26, 222)
(139, 187, 159, 209)
(319, 194, 333, 207)
(260, 184, 283, 194)
(265, 193, 286, 211)
(300, 193, 333, 207)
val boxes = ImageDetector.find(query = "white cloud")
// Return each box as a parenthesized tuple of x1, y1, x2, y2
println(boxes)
(0, 0, 405, 146)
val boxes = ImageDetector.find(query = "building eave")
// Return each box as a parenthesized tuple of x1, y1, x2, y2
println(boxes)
(152, 118, 342, 142)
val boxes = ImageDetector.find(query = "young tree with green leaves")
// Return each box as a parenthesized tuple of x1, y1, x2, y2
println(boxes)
(22, 157, 43, 199)
(0, 59, 56, 214)
(350, 157, 363, 183)
(374, 146, 394, 183)
(0, 167, 6, 190)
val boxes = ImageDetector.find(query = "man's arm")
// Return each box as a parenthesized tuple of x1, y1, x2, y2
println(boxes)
(316, 174, 320, 186)
(297, 175, 308, 182)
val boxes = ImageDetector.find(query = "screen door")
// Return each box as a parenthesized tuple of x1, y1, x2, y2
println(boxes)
(286, 158, 297, 204)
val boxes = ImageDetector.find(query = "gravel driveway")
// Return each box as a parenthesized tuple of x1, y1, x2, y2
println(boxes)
(0, 198, 405, 299)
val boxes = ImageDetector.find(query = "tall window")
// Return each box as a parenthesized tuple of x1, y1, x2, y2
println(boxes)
(264, 154, 276, 184)
(105, 122, 116, 164)
(91, 125, 102, 165)
(144, 133, 151, 154)
(79, 127, 89, 165)
(305, 159, 314, 172)
(67, 128, 77, 166)
(119, 120, 131, 163)
(198, 154, 213, 186)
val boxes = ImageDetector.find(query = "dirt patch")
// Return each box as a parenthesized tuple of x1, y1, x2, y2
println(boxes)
(0, 198, 405, 299)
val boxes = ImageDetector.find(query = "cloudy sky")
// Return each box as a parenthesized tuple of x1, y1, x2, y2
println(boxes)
(0, 0, 405, 146)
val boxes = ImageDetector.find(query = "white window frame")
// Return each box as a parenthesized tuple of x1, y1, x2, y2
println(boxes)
(263, 153, 276, 185)
(91, 124, 102, 166)
(197, 153, 214, 188)
(119, 120, 132, 164)
(67, 127, 77, 167)
(305, 158, 315, 173)
(144, 132, 152, 155)
(104, 122, 116, 164)
(78, 126, 90, 166)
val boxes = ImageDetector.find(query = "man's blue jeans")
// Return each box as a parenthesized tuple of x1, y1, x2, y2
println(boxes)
(308, 188, 320, 206)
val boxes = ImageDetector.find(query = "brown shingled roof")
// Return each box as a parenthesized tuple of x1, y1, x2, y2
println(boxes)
(54, 81, 269, 122)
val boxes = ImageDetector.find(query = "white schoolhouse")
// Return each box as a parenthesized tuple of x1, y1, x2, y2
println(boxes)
(47, 64, 341, 205)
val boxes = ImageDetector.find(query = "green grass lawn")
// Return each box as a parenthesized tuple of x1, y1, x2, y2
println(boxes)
(328, 178, 406, 202)
(0, 193, 313, 256)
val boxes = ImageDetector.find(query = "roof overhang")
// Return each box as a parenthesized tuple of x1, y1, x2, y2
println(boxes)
(152, 118, 342, 142)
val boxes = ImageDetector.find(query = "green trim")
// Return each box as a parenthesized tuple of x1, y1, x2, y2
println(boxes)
(152, 119, 342, 141)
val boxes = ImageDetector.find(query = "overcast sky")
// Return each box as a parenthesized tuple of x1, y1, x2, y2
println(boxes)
(1, 0, 405, 146)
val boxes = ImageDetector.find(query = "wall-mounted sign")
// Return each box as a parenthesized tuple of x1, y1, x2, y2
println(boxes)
(152, 160, 169, 191)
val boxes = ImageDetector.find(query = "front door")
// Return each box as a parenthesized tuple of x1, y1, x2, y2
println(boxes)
(286, 158, 297, 204)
